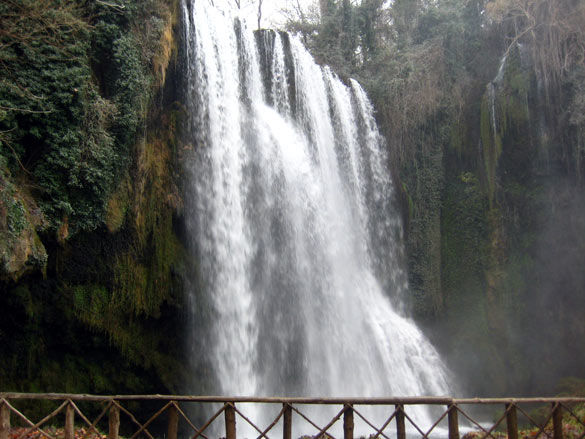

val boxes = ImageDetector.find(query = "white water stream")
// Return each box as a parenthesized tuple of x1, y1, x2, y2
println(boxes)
(182, 1, 451, 435)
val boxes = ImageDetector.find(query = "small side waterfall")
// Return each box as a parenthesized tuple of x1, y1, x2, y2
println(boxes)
(182, 0, 450, 433)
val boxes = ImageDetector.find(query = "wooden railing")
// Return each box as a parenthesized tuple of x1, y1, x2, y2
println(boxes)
(1, 394, 584, 439)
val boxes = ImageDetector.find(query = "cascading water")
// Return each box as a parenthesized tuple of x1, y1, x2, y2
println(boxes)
(182, 0, 450, 433)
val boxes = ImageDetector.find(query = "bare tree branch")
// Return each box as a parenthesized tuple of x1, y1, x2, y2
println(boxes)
(0, 105, 52, 114)
(2, 137, 33, 175)
(95, 0, 125, 11)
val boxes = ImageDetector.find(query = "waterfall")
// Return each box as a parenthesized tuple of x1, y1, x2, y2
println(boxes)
(488, 53, 508, 141)
(182, 0, 450, 433)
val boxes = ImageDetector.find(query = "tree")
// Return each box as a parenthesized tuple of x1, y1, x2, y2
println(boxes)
(389, 0, 423, 47)
(486, 0, 585, 93)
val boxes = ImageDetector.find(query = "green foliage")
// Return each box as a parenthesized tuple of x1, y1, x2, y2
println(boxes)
(0, 162, 47, 279)
(0, 278, 174, 396)
(405, 133, 445, 317)
(557, 377, 585, 397)
(438, 171, 508, 393)
(309, 0, 359, 76)
(0, 0, 111, 231)
(106, 176, 131, 233)
(0, 0, 169, 235)
(441, 171, 489, 296)
(63, 113, 186, 395)
(7, 198, 27, 236)
(64, 74, 187, 391)
(290, 0, 391, 79)
(0, 0, 187, 396)
(111, 34, 149, 148)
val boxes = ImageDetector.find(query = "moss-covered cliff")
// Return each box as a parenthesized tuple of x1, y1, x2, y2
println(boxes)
(399, 2, 585, 395)
(440, 43, 585, 394)
(0, 0, 189, 394)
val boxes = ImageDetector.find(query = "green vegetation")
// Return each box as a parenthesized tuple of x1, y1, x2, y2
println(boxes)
(0, 0, 187, 395)
(0, 157, 47, 281)
(0, 0, 176, 235)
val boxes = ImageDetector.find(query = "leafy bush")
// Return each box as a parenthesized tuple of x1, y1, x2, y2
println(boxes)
(0, 0, 166, 235)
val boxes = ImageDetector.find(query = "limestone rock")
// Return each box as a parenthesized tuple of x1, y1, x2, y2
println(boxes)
(0, 171, 48, 282)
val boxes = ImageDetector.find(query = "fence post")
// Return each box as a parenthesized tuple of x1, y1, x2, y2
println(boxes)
(0, 401, 10, 439)
(506, 403, 518, 439)
(168, 403, 179, 439)
(283, 404, 292, 439)
(344, 404, 354, 439)
(448, 404, 459, 439)
(552, 403, 563, 439)
(395, 404, 406, 439)
(65, 402, 75, 439)
(225, 403, 236, 439)
(109, 404, 120, 439)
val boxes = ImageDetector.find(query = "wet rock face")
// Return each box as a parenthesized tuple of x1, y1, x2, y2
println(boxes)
(0, 171, 47, 282)
(1, 221, 47, 281)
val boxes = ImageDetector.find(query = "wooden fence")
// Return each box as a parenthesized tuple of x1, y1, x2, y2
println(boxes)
(1, 394, 584, 439)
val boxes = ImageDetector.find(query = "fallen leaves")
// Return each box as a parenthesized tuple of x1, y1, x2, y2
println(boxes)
(8, 427, 106, 439)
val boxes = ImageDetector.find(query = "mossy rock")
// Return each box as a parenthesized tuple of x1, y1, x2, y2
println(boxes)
(0, 166, 48, 281)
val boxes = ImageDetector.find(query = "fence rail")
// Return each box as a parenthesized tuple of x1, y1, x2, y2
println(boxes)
(1, 394, 584, 439)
